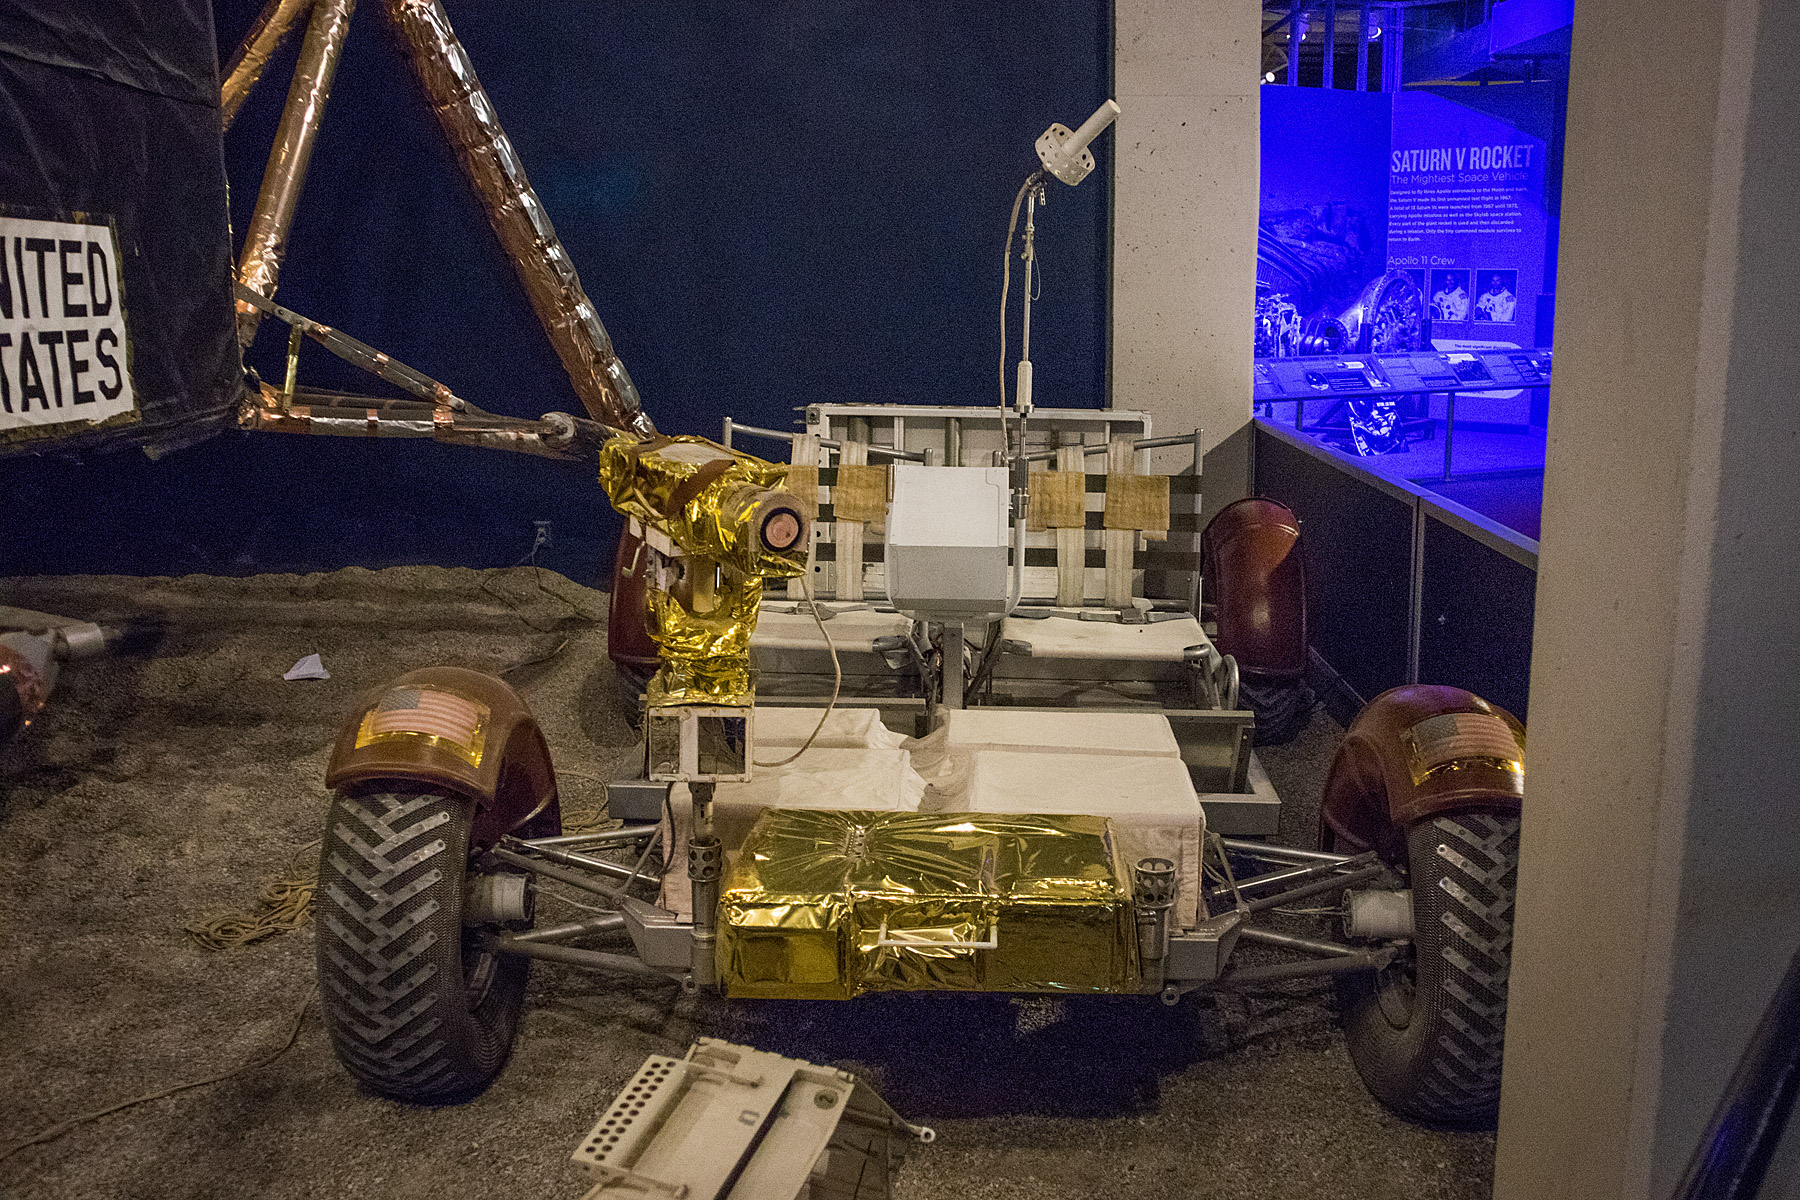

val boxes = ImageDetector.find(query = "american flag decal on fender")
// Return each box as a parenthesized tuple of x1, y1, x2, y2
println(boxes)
(1402, 712, 1524, 789)
(353, 685, 489, 766)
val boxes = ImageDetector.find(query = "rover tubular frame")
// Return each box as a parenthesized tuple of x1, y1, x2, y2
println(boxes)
(475, 815, 1407, 1002)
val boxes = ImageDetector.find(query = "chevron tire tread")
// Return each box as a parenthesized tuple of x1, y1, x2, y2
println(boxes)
(315, 789, 528, 1104)
(1343, 811, 1519, 1126)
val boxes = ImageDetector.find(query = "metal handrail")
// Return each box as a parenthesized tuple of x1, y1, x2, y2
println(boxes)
(722, 417, 1200, 466)
(1022, 432, 1200, 463)
(722, 418, 925, 462)
(1669, 944, 1800, 1200)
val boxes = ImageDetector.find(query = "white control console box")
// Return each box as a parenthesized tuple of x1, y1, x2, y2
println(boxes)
(885, 464, 1011, 620)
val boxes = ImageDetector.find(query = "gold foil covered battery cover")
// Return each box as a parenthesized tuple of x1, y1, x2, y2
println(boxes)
(717, 810, 866, 1000)
(719, 811, 1139, 999)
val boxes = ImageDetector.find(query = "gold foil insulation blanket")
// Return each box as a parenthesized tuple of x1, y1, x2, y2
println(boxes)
(235, 0, 357, 347)
(639, 563, 764, 705)
(599, 436, 810, 705)
(221, 0, 316, 130)
(720, 810, 1139, 999)
(385, 0, 653, 437)
(598, 437, 808, 580)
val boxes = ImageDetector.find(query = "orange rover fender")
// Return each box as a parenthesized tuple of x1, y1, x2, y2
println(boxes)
(325, 666, 561, 845)
(607, 523, 658, 685)
(1320, 684, 1524, 864)
(1201, 496, 1307, 680)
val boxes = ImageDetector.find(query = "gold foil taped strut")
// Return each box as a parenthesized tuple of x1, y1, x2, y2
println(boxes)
(353, 684, 488, 766)
(1403, 711, 1525, 787)
(235, 0, 357, 348)
(719, 810, 1138, 999)
(384, 0, 653, 436)
(1103, 474, 1170, 536)
(1028, 469, 1086, 531)
(221, 0, 316, 130)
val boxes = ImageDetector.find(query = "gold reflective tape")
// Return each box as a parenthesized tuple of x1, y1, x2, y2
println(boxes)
(719, 810, 1135, 998)
(785, 463, 820, 520)
(1104, 474, 1170, 535)
(1403, 712, 1524, 787)
(354, 685, 489, 767)
(832, 464, 890, 527)
(1028, 470, 1086, 531)
(665, 457, 737, 513)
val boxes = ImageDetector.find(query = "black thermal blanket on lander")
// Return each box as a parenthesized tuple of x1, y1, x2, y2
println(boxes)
(0, 0, 240, 456)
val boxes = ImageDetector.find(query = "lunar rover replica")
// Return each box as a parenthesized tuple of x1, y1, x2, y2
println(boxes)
(147, 0, 1523, 1140)
(313, 398, 1524, 1132)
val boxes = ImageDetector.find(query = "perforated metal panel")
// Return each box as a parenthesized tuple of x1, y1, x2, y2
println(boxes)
(573, 1055, 685, 1170)
(570, 1039, 928, 1200)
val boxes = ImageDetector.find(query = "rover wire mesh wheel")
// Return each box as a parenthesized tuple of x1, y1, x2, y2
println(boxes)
(316, 789, 529, 1104)
(1341, 811, 1519, 1126)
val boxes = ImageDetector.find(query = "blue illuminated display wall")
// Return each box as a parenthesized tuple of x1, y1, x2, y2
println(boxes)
(1256, 87, 1392, 360)
(1388, 89, 1550, 424)
(1258, 83, 1557, 426)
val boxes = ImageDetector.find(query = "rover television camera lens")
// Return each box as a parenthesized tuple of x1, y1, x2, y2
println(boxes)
(759, 507, 805, 553)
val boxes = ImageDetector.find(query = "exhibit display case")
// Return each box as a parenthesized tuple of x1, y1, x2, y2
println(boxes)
(1253, 1, 1569, 545)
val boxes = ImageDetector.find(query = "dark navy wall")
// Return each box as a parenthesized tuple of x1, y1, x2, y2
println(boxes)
(1, 2, 1112, 584)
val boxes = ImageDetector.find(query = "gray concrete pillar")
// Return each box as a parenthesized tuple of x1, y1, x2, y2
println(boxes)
(1495, 1, 1800, 1196)
(1111, 0, 1259, 520)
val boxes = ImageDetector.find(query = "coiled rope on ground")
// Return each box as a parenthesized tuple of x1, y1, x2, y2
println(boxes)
(183, 839, 320, 951)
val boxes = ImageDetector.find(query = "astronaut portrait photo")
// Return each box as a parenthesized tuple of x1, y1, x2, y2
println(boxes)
(1430, 269, 1471, 322)
(1474, 269, 1519, 323)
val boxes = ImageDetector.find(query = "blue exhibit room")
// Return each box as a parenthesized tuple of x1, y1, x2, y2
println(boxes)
(3, 3, 1798, 1200)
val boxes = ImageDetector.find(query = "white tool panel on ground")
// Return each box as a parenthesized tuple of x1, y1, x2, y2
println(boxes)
(570, 1038, 929, 1200)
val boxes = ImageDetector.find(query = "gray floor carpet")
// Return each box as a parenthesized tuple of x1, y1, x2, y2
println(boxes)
(0, 567, 1493, 1199)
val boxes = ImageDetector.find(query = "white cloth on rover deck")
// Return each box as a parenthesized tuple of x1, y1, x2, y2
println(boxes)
(752, 705, 909, 752)
(751, 606, 912, 652)
(996, 613, 1207, 664)
(712, 748, 925, 852)
(937, 707, 1181, 759)
(660, 706, 1204, 930)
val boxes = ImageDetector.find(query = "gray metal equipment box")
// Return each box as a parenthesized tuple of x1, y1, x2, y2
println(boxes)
(884, 464, 1011, 620)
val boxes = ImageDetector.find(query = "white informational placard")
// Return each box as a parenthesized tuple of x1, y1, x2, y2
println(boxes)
(0, 213, 136, 442)
(1430, 336, 1529, 422)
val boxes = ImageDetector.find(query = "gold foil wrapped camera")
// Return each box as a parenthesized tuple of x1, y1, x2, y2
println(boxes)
(598, 435, 810, 705)
(720, 810, 1139, 999)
